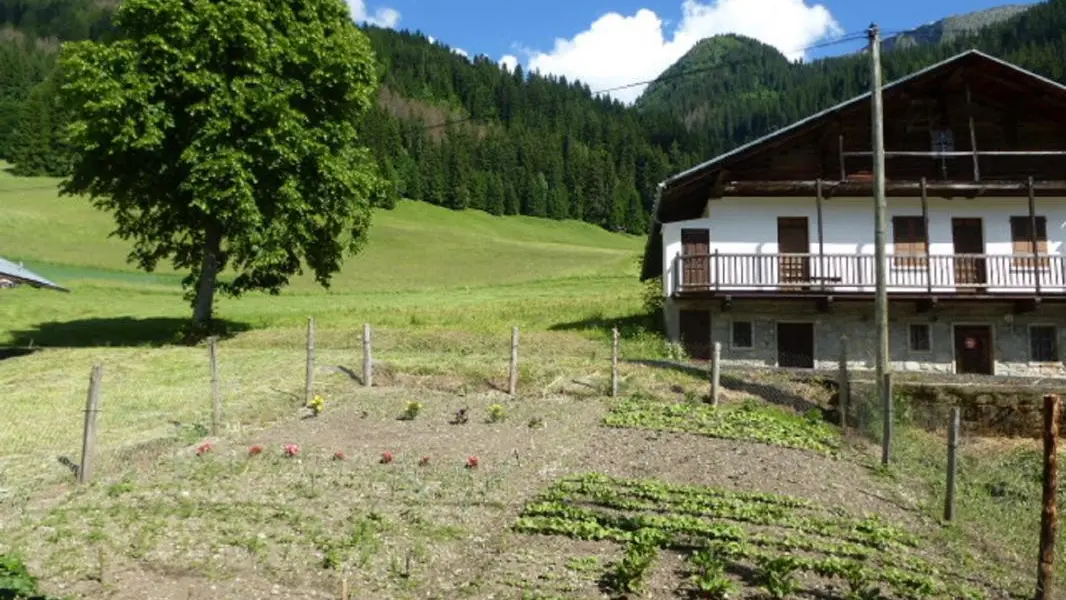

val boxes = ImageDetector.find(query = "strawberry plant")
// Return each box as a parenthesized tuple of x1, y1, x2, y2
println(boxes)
(248, 444, 264, 456)
(283, 443, 300, 458)
(466, 455, 480, 469)
(195, 441, 213, 456)
(419, 455, 431, 467)
(380, 451, 395, 464)
(332, 451, 346, 461)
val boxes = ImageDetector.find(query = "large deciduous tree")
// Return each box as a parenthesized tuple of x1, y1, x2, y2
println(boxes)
(57, 0, 386, 330)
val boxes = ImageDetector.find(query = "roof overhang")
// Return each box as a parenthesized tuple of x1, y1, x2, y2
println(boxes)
(0, 257, 68, 292)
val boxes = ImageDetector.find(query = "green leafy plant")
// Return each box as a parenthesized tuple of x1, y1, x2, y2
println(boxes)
(689, 550, 737, 599)
(601, 536, 658, 595)
(487, 403, 506, 423)
(0, 553, 57, 600)
(401, 401, 423, 421)
(755, 555, 801, 599)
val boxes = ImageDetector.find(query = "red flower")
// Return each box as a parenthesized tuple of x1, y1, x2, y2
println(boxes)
(466, 455, 480, 469)
(283, 443, 300, 458)
(196, 442, 213, 457)
(380, 451, 394, 464)
(419, 455, 431, 467)
(248, 444, 264, 456)
(333, 450, 346, 461)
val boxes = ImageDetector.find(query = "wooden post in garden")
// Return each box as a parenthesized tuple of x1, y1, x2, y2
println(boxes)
(508, 326, 520, 398)
(611, 327, 620, 397)
(837, 335, 849, 432)
(362, 323, 373, 388)
(944, 406, 960, 522)
(78, 364, 103, 484)
(208, 336, 221, 436)
(305, 317, 315, 406)
(1036, 393, 1060, 600)
(709, 342, 721, 406)
(881, 371, 894, 466)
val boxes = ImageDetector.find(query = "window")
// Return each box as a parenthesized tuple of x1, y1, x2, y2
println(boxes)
(908, 324, 931, 353)
(731, 321, 753, 349)
(1010, 216, 1049, 269)
(1030, 326, 1059, 362)
(892, 216, 928, 268)
(931, 128, 955, 153)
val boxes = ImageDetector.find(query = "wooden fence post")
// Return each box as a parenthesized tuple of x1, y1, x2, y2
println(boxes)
(78, 364, 103, 484)
(837, 335, 849, 432)
(1036, 393, 1060, 600)
(362, 323, 373, 388)
(508, 326, 519, 398)
(709, 342, 721, 406)
(881, 371, 894, 466)
(208, 336, 221, 436)
(305, 317, 315, 406)
(611, 327, 620, 397)
(944, 406, 960, 522)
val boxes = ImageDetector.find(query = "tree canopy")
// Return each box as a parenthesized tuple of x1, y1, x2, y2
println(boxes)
(57, 0, 386, 329)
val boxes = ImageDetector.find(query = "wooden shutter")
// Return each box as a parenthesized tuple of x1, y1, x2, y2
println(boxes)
(892, 216, 927, 268)
(1010, 216, 1048, 268)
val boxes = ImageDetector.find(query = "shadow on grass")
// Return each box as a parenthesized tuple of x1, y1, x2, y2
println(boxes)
(550, 312, 663, 339)
(625, 358, 825, 416)
(9, 317, 252, 348)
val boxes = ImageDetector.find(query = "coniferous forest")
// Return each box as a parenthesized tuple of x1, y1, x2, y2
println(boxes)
(4, 0, 1066, 234)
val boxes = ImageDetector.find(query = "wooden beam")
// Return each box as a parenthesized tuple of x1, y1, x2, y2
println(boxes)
(921, 177, 932, 294)
(838, 134, 846, 180)
(1029, 176, 1042, 295)
(721, 179, 1066, 196)
(966, 84, 980, 182)
(816, 178, 825, 292)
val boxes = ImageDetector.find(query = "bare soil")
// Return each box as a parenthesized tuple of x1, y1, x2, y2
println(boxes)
(0, 383, 1016, 599)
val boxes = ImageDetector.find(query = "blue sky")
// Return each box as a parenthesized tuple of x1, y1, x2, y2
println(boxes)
(348, 0, 1033, 102)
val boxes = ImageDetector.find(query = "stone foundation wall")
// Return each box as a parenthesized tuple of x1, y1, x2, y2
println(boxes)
(665, 298, 1066, 378)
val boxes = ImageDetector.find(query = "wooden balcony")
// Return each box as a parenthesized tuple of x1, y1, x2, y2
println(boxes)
(673, 252, 1066, 298)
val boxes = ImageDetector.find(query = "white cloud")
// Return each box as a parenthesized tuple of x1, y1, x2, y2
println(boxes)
(522, 0, 842, 104)
(454, 48, 469, 58)
(347, 0, 401, 28)
(499, 54, 519, 72)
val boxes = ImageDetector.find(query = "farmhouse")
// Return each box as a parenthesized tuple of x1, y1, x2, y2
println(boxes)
(642, 50, 1066, 378)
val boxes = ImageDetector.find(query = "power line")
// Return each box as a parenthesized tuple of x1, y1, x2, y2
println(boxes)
(418, 28, 903, 132)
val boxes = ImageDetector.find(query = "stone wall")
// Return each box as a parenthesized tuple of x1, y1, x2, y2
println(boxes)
(667, 298, 1066, 378)
(849, 379, 1066, 438)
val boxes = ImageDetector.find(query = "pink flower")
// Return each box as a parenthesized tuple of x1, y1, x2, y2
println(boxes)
(333, 450, 346, 461)
(283, 443, 300, 458)
(380, 451, 394, 464)
(466, 455, 480, 469)
(248, 444, 264, 456)
(196, 442, 213, 457)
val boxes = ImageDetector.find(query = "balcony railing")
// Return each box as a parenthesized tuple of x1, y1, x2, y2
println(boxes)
(674, 252, 1066, 295)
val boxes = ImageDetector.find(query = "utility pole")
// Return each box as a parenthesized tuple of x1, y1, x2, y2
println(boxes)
(869, 23, 892, 466)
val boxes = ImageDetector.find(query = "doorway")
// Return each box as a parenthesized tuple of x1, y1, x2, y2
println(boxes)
(953, 325, 994, 375)
(777, 217, 810, 288)
(681, 229, 710, 289)
(952, 218, 986, 290)
(679, 309, 711, 360)
(777, 322, 814, 368)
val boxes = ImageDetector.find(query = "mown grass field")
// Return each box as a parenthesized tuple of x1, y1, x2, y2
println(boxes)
(0, 166, 1058, 599)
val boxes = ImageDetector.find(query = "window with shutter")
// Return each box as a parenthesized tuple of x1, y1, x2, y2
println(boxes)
(1009, 216, 1049, 269)
(892, 216, 927, 268)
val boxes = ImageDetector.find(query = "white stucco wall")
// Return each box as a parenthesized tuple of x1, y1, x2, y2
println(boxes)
(662, 195, 1066, 295)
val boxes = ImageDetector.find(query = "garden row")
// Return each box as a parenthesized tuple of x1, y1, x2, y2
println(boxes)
(603, 395, 841, 455)
(513, 473, 988, 599)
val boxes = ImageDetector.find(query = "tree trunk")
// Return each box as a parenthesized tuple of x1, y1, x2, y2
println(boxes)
(192, 227, 221, 327)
